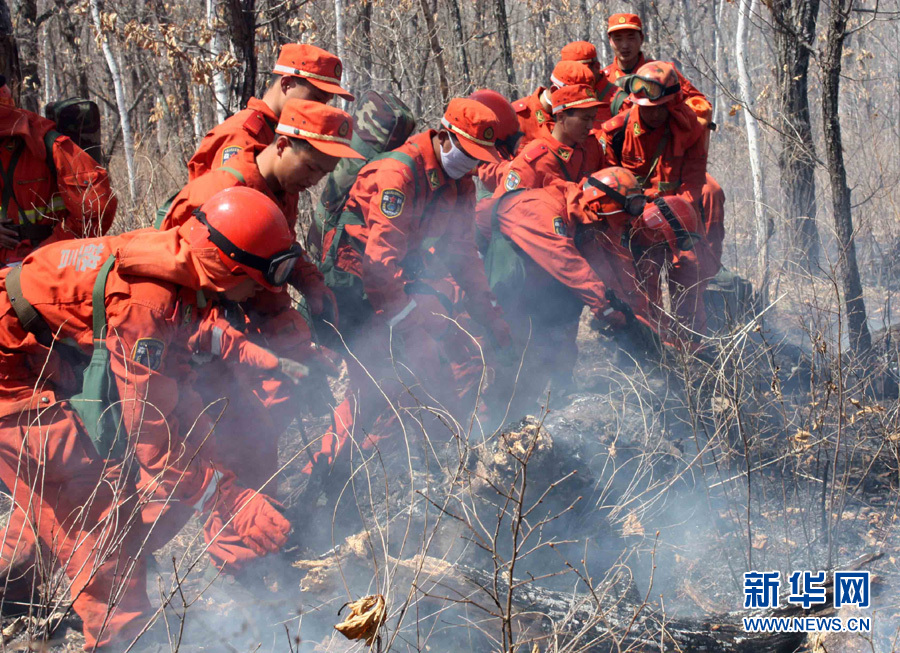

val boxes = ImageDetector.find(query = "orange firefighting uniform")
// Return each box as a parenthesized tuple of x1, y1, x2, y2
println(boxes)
(0, 228, 258, 649)
(187, 97, 277, 181)
(158, 144, 321, 570)
(499, 134, 604, 192)
(487, 183, 628, 403)
(599, 103, 725, 270)
(0, 105, 116, 266)
(512, 88, 554, 149)
(315, 130, 508, 465)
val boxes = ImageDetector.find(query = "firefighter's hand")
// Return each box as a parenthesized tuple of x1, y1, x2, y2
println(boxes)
(599, 306, 628, 330)
(200, 476, 290, 557)
(278, 357, 310, 384)
(0, 223, 20, 249)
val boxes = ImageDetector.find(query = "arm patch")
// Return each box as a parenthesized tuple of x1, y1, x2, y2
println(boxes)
(132, 338, 166, 371)
(379, 189, 406, 218)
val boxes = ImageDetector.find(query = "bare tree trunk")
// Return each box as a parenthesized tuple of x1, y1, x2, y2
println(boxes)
(12, 0, 39, 111)
(89, 0, 137, 203)
(0, 0, 21, 104)
(579, 0, 590, 42)
(770, 0, 821, 270)
(360, 0, 373, 93)
(712, 0, 726, 125)
(334, 0, 351, 110)
(226, 0, 257, 108)
(417, 0, 449, 105)
(736, 0, 768, 306)
(493, 0, 517, 97)
(821, 0, 871, 355)
(446, 0, 471, 93)
(55, 0, 89, 97)
(208, 0, 230, 122)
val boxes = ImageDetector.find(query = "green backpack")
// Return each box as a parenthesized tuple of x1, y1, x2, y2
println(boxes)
(308, 90, 416, 259)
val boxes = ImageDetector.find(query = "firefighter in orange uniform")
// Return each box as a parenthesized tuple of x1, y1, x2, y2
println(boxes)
(156, 100, 362, 572)
(598, 61, 725, 270)
(188, 43, 353, 180)
(0, 76, 116, 267)
(600, 13, 711, 122)
(0, 187, 292, 650)
(484, 167, 655, 406)
(469, 89, 523, 193)
(560, 41, 617, 124)
(512, 60, 596, 149)
(500, 84, 604, 193)
(314, 98, 512, 466)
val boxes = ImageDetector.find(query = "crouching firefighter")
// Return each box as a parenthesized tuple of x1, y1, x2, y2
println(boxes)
(0, 187, 295, 651)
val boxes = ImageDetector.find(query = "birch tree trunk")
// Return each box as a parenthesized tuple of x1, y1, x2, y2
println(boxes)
(89, 0, 136, 203)
(736, 0, 768, 306)
(712, 0, 726, 126)
(821, 0, 871, 355)
(208, 0, 229, 123)
(446, 0, 471, 93)
(334, 0, 350, 110)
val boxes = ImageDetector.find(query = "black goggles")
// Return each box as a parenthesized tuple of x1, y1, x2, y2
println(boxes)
(194, 209, 300, 287)
(619, 74, 680, 102)
(585, 177, 648, 216)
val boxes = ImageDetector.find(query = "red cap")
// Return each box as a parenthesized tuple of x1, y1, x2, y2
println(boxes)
(273, 44, 355, 101)
(275, 99, 364, 159)
(608, 13, 643, 34)
(560, 41, 598, 64)
(440, 98, 501, 164)
(550, 61, 595, 88)
(551, 84, 601, 115)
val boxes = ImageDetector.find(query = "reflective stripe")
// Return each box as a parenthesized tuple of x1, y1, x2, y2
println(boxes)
(211, 326, 224, 357)
(552, 97, 601, 114)
(18, 196, 66, 224)
(275, 122, 353, 145)
(272, 64, 341, 85)
(387, 299, 417, 327)
(194, 470, 224, 512)
(440, 117, 495, 147)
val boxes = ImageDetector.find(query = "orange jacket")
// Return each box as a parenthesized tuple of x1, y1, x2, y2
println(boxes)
(512, 87, 554, 149)
(476, 159, 513, 193)
(492, 184, 619, 318)
(0, 106, 116, 266)
(0, 227, 243, 506)
(333, 130, 498, 321)
(498, 134, 604, 193)
(599, 103, 707, 205)
(187, 97, 278, 181)
(160, 144, 322, 292)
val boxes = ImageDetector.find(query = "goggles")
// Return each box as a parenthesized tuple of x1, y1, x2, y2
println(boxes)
(195, 209, 301, 287)
(619, 74, 680, 102)
(584, 177, 648, 216)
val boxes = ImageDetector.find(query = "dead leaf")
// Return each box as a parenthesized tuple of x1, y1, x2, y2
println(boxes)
(622, 511, 644, 537)
(335, 594, 387, 646)
(752, 534, 768, 550)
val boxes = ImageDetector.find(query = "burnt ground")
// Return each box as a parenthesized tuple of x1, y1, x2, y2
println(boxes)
(3, 311, 900, 652)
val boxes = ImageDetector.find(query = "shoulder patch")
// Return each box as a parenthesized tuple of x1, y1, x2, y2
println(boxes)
(523, 144, 549, 163)
(504, 171, 521, 191)
(535, 109, 547, 125)
(552, 217, 568, 237)
(242, 111, 268, 137)
(557, 147, 572, 162)
(132, 338, 165, 371)
(427, 168, 440, 190)
(220, 145, 242, 165)
(513, 100, 528, 114)
(633, 121, 642, 137)
(379, 189, 406, 218)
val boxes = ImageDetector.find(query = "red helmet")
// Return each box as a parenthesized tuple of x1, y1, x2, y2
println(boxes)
(469, 88, 522, 159)
(622, 61, 681, 107)
(631, 196, 704, 252)
(583, 167, 646, 218)
(190, 187, 298, 291)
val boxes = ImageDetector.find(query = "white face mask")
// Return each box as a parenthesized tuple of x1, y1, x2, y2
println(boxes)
(439, 134, 480, 180)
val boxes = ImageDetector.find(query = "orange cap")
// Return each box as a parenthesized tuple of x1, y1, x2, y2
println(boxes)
(275, 99, 364, 159)
(551, 84, 601, 115)
(440, 98, 501, 164)
(273, 43, 355, 101)
(550, 61, 595, 88)
(608, 13, 643, 34)
(560, 41, 598, 64)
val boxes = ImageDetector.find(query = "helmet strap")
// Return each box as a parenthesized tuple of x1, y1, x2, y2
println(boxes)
(193, 208, 272, 274)
(651, 197, 697, 251)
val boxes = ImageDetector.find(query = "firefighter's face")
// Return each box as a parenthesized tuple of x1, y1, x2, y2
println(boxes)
(638, 103, 669, 128)
(283, 76, 335, 105)
(609, 30, 643, 70)
(223, 276, 261, 302)
(276, 137, 340, 193)
(558, 107, 598, 144)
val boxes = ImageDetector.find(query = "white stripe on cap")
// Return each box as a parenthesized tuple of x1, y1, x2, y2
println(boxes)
(440, 117, 495, 147)
(552, 96, 601, 114)
(272, 63, 341, 85)
(275, 122, 353, 145)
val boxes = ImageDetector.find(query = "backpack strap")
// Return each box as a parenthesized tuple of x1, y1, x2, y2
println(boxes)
(43, 129, 62, 189)
(217, 166, 246, 184)
(0, 138, 26, 224)
(636, 128, 671, 191)
(90, 255, 117, 343)
(5, 264, 53, 346)
(154, 166, 246, 230)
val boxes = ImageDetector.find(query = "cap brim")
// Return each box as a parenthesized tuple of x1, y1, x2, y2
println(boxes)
(553, 98, 602, 114)
(308, 78, 356, 101)
(457, 138, 501, 164)
(607, 25, 642, 33)
(308, 139, 365, 159)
